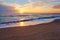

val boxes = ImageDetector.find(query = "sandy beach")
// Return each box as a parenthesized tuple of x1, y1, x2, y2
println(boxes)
(0, 19, 60, 40)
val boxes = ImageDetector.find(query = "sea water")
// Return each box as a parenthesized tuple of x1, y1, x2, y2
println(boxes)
(0, 14, 60, 28)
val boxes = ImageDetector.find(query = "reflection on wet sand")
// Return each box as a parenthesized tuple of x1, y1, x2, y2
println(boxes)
(19, 18, 25, 27)
(19, 22, 25, 27)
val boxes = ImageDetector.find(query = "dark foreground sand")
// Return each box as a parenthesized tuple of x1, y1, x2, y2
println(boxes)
(0, 19, 60, 40)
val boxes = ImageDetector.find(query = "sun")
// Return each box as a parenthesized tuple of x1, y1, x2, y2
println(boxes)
(20, 8, 25, 14)
(14, 6, 25, 14)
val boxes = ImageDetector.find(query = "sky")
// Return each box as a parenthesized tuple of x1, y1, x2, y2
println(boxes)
(0, 0, 60, 14)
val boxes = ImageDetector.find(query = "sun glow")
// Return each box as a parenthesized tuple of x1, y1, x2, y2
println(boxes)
(15, 7, 25, 14)
(13, 4, 60, 14)
(20, 8, 25, 14)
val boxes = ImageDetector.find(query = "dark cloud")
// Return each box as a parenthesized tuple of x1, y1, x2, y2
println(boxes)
(53, 4, 60, 9)
(0, 4, 19, 15)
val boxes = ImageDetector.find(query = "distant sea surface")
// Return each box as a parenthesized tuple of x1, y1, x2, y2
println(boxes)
(0, 14, 60, 28)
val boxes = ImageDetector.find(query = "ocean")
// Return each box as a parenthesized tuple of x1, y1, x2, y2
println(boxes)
(0, 14, 60, 28)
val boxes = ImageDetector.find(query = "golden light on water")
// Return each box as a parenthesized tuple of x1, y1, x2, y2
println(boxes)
(18, 18, 25, 27)
(19, 22, 25, 26)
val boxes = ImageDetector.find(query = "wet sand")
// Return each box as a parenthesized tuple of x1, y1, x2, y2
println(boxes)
(0, 19, 60, 40)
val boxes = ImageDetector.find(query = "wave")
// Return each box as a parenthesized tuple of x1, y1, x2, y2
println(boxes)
(0, 14, 60, 28)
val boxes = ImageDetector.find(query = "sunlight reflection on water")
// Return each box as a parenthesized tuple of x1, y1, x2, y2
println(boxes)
(0, 18, 55, 28)
(0, 14, 60, 28)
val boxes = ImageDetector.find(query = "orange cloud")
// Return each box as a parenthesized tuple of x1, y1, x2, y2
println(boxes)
(17, 1, 60, 13)
(20, 7, 60, 13)
(17, 2, 60, 13)
(0, 2, 60, 14)
(53, 4, 60, 9)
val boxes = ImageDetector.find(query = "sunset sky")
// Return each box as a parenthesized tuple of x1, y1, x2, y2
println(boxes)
(0, 0, 60, 14)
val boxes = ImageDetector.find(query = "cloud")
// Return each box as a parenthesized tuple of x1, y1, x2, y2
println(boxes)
(0, 1, 60, 14)
(0, 3, 20, 15)
(24, 1, 47, 7)
(30, 0, 56, 3)
(42, 0, 55, 2)
(53, 4, 60, 9)
(19, 1, 60, 13)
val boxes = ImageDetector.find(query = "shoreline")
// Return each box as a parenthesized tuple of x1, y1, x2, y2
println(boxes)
(0, 19, 60, 40)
